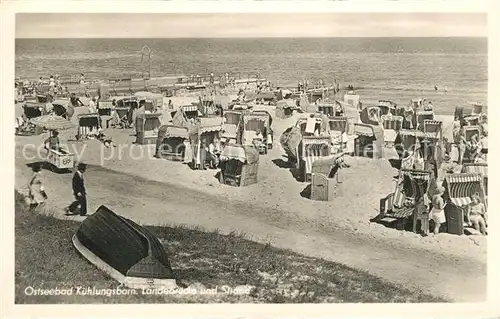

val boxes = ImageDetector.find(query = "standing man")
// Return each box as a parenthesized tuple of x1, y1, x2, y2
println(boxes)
(67, 163, 88, 216)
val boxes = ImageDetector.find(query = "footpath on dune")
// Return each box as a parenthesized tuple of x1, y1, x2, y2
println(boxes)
(15, 144, 485, 302)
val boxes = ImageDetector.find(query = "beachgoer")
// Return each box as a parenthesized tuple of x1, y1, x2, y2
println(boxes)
(88, 98, 97, 113)
(70, 93, 84, 107)
(28, 163, 48, 211)
(402, 105, 415, 129)
(424, 101, 434, 111)
(434, 85, 438, 91)
(452, 115, 462, 144)
(37, 77, 43, 86)
(467, 193, 487, 235)
(414, 149, 425, 170)
(335, 102, 343, 116)
(214, 137, 222, 155)
(66, 163, 87, 216)
(468, 133, 481, 160)
(471, 130, 488, 163)
(44, 130, 60, 152)
(417, 98, 423, 108)
(401, 150, 415, 170)
(255, 130, 264, 141)
(429, 185, 446, 235)
(207, 141, 219, 169)
(168, 99, 173, 109)
(15, 116, 22, 134)
(80, 73, 85, 84)
(457, 130, 467, 165)
(437, 153, 457, 184)
(252, 130, 264, 150)
(480, 116, 488, 135)
(49, 75, 55, 87)
(199, 140, 207, 170)
(44, 101, 54, 114)
(479, 129, 488, 155)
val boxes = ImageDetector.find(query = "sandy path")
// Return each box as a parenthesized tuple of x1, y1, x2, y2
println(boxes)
(16, 146, 486, 302)
(15, 103, 486, 302)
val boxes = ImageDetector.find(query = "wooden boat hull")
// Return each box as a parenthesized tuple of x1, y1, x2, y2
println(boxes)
(73, 205, 177, 290)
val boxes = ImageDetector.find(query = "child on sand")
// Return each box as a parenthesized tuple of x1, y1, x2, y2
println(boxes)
(429, 186, 446, 235)
(28, 163, 48, 211)
(467, 194, 487, 235)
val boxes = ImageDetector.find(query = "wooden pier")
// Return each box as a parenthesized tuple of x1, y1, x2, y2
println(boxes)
(58, 73, 266, 98)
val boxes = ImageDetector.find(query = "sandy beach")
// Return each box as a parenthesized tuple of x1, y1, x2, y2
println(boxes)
(14, 101, 486, 301)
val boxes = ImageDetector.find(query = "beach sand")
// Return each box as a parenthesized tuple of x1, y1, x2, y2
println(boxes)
(14, 102, 486, 301)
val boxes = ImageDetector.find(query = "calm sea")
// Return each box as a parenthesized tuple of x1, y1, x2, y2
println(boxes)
(15, 37, 487, 115)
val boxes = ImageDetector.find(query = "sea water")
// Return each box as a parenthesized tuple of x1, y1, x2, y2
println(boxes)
(15, 37, 487, 115)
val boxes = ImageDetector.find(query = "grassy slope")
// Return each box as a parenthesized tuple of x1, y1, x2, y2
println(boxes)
(15, 192, 446, 304)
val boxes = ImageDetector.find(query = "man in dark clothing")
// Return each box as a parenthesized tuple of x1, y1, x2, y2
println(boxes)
(67, 163, 87, 216)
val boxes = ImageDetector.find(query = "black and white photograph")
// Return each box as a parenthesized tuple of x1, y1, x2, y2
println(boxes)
(1, 0, 498, 315)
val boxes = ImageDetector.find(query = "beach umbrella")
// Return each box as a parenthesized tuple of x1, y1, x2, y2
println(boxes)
(30, 114, 74, 131)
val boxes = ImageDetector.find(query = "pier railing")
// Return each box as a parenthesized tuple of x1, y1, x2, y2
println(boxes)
(30, 71, 265, 98)
(28, 71, 263, 87)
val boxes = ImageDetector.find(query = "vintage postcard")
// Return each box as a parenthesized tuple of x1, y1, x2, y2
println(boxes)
(1, 0, 498, 318)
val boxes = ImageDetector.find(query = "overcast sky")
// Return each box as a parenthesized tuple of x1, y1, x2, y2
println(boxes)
(16, 13, 487, 38)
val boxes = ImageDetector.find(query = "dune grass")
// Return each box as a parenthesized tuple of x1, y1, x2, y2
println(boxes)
(14, 191, 446, 304)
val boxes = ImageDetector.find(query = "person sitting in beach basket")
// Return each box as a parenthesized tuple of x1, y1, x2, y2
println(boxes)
(466, 193, 487, 235)
(424, 101, 434, 111)
(479, 128, 488, 155)
(207, 140, 220, 169)
(401, 150, 415, 171)
(252, 130, 264, 148)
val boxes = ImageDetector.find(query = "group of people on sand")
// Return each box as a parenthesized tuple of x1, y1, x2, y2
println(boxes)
(451, 115, 488, 165)
(426, 184, 487, 236)
(28, 162, 88, 217)
(194, 137, 223, 170)
(27, 132, 88, 217)
(398, 110, 488, 236)
(400, 156, 488, 237)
